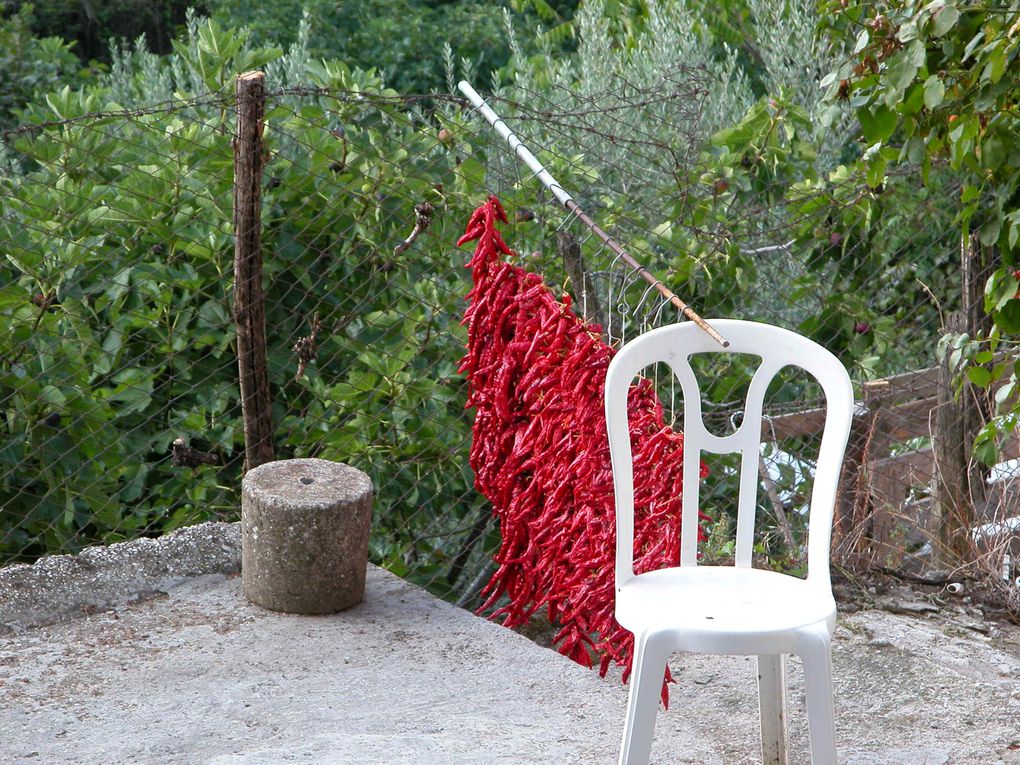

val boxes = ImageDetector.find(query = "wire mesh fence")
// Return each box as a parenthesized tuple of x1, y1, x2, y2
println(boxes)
(0, 67, 1014, 609)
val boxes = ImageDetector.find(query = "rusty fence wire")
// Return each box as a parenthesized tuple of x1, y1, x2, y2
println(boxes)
(0, 73, 1013, 607)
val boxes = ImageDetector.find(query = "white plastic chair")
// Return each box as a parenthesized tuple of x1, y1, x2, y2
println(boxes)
(604, 319, 853, 765)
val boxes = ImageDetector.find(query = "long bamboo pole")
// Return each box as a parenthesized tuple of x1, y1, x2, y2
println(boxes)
(458, 80, 729, 348)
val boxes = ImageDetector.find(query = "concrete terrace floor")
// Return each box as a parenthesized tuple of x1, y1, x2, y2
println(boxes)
(1, 523, 1018, 765)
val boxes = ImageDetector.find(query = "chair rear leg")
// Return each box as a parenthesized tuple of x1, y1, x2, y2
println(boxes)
(757, 654, 788, 765)
(618, 631, 671, 765)
(799, 629, 837, 765)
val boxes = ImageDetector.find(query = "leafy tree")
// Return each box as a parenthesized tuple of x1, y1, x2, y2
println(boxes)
(0, 17, 489, 596)
(206, 0, 523, 94)
(485, 0, 969, 575)
(499, 0, 899, 364)
(3, 0, 201, 62)
(0, 5, 82, 128)
(826, 0, 1020, 462)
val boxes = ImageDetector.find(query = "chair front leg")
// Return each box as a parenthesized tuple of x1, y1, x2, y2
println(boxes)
(757, 654, 789, 765)
(619, 630, 672, 765)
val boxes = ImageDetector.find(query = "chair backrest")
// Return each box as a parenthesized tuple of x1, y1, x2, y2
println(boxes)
(604, 319, 854, 591)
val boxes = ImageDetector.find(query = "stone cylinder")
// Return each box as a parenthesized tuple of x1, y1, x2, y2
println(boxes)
(241, 458, 372, 614)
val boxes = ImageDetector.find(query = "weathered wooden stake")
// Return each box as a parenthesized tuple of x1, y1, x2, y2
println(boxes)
(934, 312, 977, 565)
(934, 235, 994, 566)
(859, 387, 894, 564)
(834, 414, 869, 558)
(233, 70, 275, 472)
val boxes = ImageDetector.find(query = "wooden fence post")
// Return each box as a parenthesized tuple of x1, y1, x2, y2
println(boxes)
(834, 413, 868, 559)
(934, 235, 994, 566)
(859, 387, 895, 564)
(233, 70, 275, 472)
(934, 312, 981, 565)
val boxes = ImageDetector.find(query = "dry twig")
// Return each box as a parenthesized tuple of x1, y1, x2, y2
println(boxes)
(292, 313, 323, 380)
(394, 202, 434, 256)
(171, 437, 220, 467)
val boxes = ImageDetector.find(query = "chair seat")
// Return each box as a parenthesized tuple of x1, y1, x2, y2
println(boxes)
(615, 566, 836, 653)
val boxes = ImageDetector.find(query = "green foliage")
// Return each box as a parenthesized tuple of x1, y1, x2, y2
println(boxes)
(0, 0, 986, 584)
(4, 0, 199, 62)
(507, 0, 756, 132)
(499, 0, 947, 377)
(1, 94, 239, 550)
(827, 1, 1020, 236)
(0, 17, 485, 591)
(487, 0, 967, 573)
(205, 0, 515, 94)
(507, 0, 578, 49)
(0, 5, 82, 128)
(828, 0, 1020, 461)
(7, 0, 572, 98)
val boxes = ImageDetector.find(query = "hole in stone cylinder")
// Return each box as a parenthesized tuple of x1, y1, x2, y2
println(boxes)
(299, 476, 314, 485)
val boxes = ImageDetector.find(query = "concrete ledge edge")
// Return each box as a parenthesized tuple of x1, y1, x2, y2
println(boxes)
(0, 521, 242, 631)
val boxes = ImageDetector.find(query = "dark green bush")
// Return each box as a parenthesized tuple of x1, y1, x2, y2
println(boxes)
(0, 19, 487, 595)
(0, 5, 82, 128)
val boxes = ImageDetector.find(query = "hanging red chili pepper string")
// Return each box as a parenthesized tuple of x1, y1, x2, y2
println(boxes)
(458, 196, 709, 707)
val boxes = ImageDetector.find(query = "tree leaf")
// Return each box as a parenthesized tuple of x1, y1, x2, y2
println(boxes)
(923, 75, 945, 109)
(966, 366, 992, 387)
(995, 379, 1017, 407)
(980, 216, 1002, 247)
(41, 384, 66, 407)
(931, 4, 960, 37)
(973, 429, 999, 466)
(859, 105, 898, 143)
(995, 299, 1020, 333)
(884, 43, 925, 102)
(904, 135, 926, 163)
(866, 155, 888, 189)
(852, 29, 870, 55)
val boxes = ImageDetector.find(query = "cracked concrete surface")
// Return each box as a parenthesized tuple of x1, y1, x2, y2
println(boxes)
(1, 523, 1018, 764)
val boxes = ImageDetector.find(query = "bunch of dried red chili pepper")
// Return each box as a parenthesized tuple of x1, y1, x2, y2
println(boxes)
(457, 196, 708, 706)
